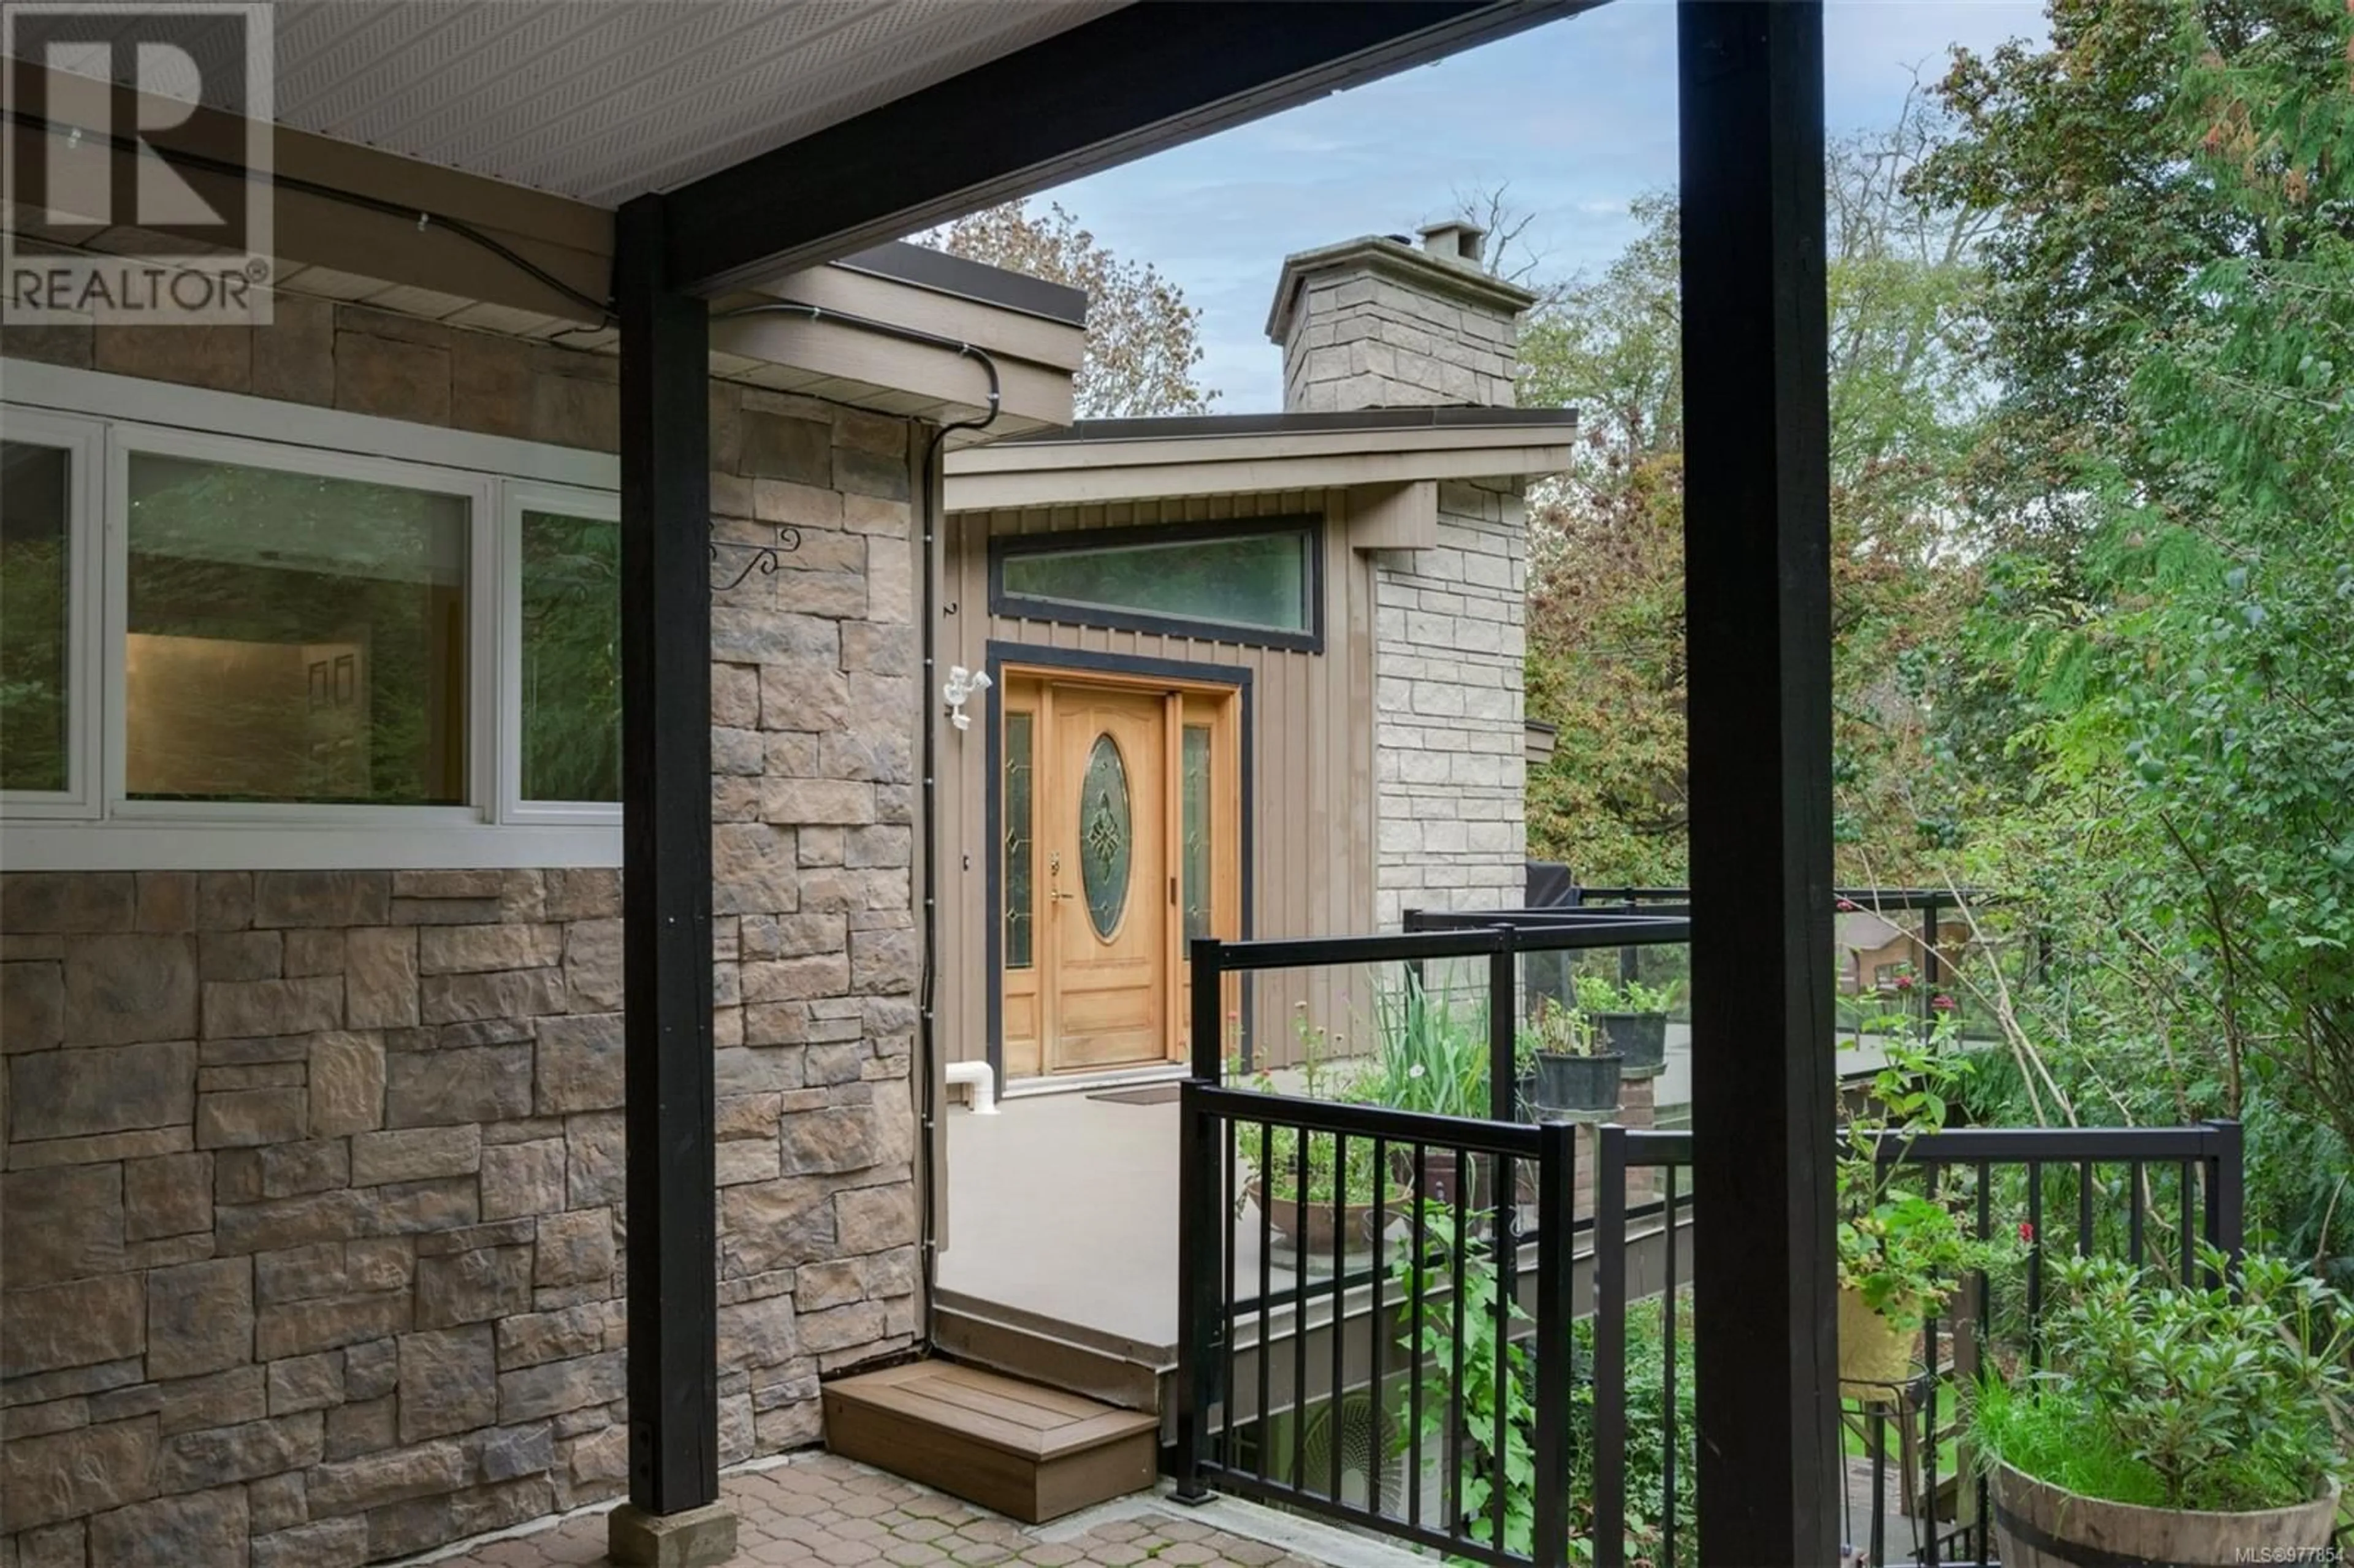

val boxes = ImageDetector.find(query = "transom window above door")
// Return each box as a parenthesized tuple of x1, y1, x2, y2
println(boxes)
(989, 519, 1322, 652)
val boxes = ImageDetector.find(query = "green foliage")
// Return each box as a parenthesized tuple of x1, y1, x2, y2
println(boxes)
(1573, 975, 1677, 1016)
(1919, 0, 2354, 1263)
(1386, 1212, 1700, 1566)
(1389, 1208, 1537, 1558)
(1235, 1121, 1387, 1208)
(0, 531, 67, 792)
(1838, 1022, 2021, 1327)
(1971, 1249, 2354, 1511)
(1568, 1295, 1699, 1568)
(1358, 976, 1493, 1119)
(1526, 995, 1602, 1059)
(1521, 91, 1986, 885)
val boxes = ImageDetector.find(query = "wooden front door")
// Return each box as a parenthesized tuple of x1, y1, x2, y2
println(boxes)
(999, 671, 1240, 1078)
(1042, 687, 1167, 1070)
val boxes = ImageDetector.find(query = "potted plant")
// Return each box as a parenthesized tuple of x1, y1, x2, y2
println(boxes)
(1233, 1008, 1403, 1255)
(1360, 975, 1489, 1205)
(1574, 974, 1675, 1077)
(1834, 1034, 2014, 1395)
(1238, 1121, 1405, 1255)
(1528, 997, 1621, 1119)
(1970, 1249, 2348, 1566)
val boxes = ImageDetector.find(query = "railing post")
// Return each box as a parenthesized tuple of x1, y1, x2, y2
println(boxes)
(1532, 1118, 1579, 1568)
(1173, 940, 1227, 1503)
(1488, 926, 1518, 1126)
(2203, 1117, 2244, 1277)
(1191, 938, 1226, 1081)
(1592, 1124, 1629, 1568)
(1488, 927, 1521, 1309)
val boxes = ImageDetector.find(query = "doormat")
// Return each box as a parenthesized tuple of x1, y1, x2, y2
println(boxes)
(1089, 1084, 1185, 1106)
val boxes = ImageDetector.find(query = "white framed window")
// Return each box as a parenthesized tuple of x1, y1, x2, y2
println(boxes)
(0, 360, 625, 870)
(1, 407, 104, 817)
(502, 480, 622, 826)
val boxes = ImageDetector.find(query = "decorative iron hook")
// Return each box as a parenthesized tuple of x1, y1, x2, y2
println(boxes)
(709, 526, 802, 592)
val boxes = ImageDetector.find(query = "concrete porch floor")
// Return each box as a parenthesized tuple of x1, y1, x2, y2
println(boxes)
(421, 1450, 1377, 1568)
(937, 1087, 1191, 1357)
(931, 1027, 1896, 1358)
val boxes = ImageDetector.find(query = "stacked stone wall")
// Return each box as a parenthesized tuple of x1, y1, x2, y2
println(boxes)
(1281, 265, 1522, 412)
(1371, 479, 1528, 926)
(1, 307, 922, 1565)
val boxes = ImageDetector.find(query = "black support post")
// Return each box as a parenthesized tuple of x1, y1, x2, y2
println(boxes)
(612, 192, 731, 1562)
(1531, 1117, 1578, 1568)
(1677, 4, 1841, 1564)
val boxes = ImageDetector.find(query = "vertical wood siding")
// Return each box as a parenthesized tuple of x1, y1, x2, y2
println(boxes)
(939, 489, 1376, 1074)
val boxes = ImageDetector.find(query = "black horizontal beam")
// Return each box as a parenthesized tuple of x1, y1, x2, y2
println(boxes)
(1569, 886, 1990, 910)
(1872, 1124, 2234, 1163)
(665, 0, 1583, 293)
(1189, 1083, 1547, 1158)
(1200, 928, 1508, 972)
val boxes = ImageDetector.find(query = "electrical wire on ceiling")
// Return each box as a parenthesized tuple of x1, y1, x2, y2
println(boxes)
(4, 108, 615, 323)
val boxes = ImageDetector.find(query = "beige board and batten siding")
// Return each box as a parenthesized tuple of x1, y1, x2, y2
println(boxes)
(940, 490, 1376, 1076)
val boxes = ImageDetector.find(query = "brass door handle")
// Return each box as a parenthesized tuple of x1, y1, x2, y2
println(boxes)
(1048, 889, 1075, 902)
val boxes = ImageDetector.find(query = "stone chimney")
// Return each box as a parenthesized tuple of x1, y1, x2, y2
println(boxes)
(1266, 219, 1539, 413)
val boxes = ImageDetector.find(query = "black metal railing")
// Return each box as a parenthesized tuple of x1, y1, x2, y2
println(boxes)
(1173, 916, 1689, 1567)
(1168, 915, 2246, 1568)
(1589, 1121, 2245, 1568)
(1174, 1079, 1580, 1564)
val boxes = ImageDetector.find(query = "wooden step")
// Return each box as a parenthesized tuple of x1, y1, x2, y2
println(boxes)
(822, 1360, 1160, 1523)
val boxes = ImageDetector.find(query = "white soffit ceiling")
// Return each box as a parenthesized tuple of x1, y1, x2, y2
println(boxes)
(63, 1, 1126, 205)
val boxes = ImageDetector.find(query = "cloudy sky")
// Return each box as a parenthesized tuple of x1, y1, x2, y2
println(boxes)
(1032, 1, 2049, 411)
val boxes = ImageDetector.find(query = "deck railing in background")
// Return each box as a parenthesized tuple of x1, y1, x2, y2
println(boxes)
(1585, 1121, 2243, 1568)
(1168, 916, 2245, 1568)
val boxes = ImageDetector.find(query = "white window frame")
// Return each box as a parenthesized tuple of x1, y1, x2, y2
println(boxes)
(104, 421, 501, 829)
(0, 359, 626, 871)
(501, 479, 623, 829)
(0, 406, 105, 820)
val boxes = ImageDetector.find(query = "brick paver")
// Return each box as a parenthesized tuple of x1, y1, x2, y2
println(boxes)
(427, 1452, 1327, 1568)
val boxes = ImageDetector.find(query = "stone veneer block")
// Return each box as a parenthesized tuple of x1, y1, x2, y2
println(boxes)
(1, 1274, 145, 1377)
(10, 1039, 196, 1141)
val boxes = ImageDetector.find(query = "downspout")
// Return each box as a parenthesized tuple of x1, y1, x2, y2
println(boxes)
(712, 302, 1001, 1344)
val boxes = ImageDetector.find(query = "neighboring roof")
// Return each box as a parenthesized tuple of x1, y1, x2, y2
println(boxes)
(943, 404, 1578, 510)
(830, 243, 1089, 329)
(1265, 233, 1543, 343)
(992, 405, 1577, 446)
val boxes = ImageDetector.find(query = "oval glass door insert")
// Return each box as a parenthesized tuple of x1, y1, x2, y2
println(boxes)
(1080, 733, 1132, 939)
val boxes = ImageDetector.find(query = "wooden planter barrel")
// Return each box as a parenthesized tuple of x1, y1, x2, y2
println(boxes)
(1990, 1463, 2340, 1568)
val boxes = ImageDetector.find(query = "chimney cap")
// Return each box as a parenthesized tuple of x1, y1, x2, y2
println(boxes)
(1263, 232, 1539, 345)
(1416, 219, 1489, 267)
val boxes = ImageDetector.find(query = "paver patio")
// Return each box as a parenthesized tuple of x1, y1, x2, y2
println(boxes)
(428, 1452, 1334, 1568)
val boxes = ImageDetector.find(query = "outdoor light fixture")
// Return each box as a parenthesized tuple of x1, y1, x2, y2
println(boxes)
(942, 666, 991, 731)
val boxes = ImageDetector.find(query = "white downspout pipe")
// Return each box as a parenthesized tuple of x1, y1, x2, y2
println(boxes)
(944, 1059, 997, 1115)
